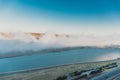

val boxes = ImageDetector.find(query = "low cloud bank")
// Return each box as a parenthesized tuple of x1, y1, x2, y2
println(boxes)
(0, 33, 120, 54)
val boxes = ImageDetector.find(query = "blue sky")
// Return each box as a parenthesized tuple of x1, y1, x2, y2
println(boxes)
(0, 0, 120, 35)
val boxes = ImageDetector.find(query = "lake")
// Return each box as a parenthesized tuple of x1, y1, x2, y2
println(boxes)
(0, 48, 120, 73)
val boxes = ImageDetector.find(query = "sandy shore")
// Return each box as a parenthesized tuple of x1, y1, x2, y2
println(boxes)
(0, 59, 120, 80)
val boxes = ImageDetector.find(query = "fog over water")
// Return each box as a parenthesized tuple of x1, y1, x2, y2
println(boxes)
(0, 33, 120, 73)
(0, 33, 120, 54)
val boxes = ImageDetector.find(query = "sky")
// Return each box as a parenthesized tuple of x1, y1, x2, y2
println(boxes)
(0, 0, 120, 35)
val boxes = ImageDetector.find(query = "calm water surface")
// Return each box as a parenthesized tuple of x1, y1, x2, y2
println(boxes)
(0, 48, 120, 73)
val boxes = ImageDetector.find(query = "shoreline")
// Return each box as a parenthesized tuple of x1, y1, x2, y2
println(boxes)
(0, 59, 120, 80)
(0, 46, 117, 59)
(0, 59, 115, 75)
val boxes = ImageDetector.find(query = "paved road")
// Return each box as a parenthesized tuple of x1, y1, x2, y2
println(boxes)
(106, 72, 120, 80)
(90, 67, 120, 80)
(114, 75, 120, 80)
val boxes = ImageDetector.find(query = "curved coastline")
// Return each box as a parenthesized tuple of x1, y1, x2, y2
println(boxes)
(0, 47, 120, 80)
(0, 46, 115, 59)
(0, 58, 117, 75)
(0, 58, 120, 80)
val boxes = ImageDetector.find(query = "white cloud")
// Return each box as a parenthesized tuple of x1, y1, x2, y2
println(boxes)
(0, 33, 120, 54)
